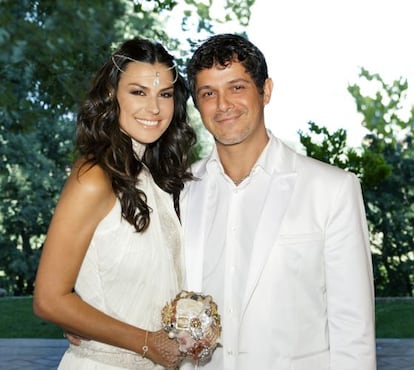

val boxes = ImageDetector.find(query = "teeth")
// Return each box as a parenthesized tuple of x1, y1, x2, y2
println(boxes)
(137, 119, 158, 127)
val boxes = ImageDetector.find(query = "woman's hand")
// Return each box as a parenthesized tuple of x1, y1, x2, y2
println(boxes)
(65, 328, 184, 368)
(147, 329, 184, 369)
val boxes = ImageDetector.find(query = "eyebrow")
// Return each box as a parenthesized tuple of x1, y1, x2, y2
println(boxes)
(196, 78, 251, 93)
(196, 85, 213, 94)
(127, 82, 174, 91)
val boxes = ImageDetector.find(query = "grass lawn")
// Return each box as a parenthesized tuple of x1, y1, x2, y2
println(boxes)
(375, 299, 414, 338)
(0, 297, 62, 338)
(0, 296, 413, 338)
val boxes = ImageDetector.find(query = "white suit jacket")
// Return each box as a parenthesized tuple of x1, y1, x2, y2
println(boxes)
(180, 134, 376, 370)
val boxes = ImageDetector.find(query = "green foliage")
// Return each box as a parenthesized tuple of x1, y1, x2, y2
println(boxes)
(298, 122, 391, 188)
(349, 69, 414, 297)
(349, 67, 412, 144)
(0, 0, 254, 295)
(0, 0, 136, 295)
(299, 68, 414, 297)
(299, 122, 355, 170)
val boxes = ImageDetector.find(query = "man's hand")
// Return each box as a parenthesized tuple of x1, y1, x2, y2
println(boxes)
(63, 332, 89, 346)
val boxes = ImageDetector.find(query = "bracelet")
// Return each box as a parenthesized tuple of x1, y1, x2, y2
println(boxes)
(142, 330, 149, 358)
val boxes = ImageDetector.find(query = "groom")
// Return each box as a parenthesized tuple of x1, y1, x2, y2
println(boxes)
(179, 33, 376, 369)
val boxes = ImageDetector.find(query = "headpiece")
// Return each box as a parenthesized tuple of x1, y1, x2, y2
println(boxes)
(111, 54, 178, 87)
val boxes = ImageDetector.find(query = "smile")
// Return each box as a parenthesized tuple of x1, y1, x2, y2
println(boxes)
(215, 115, 239, 124)
(215, 111, 242, 124)
(136, 119, 159, 127)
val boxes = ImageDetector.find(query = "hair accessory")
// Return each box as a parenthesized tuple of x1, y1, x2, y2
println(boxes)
(112, 54, 178, 86)
(142, 330, 149, 358)
(154, 72, 160, 87)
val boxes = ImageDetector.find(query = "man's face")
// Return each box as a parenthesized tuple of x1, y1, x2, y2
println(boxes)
(194, 61, 272, 148)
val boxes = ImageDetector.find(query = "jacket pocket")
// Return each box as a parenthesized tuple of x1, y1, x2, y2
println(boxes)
(292, 349, 330, 370)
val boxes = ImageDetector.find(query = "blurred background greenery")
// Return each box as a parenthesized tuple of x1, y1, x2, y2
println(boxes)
(0, 0, 413, 302)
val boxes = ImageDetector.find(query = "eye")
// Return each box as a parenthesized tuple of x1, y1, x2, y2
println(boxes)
(200, 90, 214, 99)
(232, 84, 245, 91)
(160, 90, 174, 98)
(130, 89, 145, 96)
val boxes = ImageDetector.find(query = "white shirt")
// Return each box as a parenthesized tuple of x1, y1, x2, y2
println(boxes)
(199, 138, 273, 369)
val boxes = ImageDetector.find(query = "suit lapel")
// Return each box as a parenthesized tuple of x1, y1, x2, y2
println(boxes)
(183, 175, 218, 292)
(241, 172, 297, 316)
(184, 134, 298, 312)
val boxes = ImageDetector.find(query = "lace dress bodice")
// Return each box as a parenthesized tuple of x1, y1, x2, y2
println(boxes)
(58, 147, 185, 369)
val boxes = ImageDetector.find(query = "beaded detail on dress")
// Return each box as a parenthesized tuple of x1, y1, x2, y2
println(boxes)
(67, 343, 159, 369)
(153, 179, 184, 288)
(131, 137, 184, 288)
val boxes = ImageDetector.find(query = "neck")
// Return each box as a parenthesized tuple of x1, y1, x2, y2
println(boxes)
(217, 133, 269, 184)
(232, 173, 250, 186)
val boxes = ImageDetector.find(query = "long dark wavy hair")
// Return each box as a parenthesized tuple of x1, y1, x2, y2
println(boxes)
(75, 37, 196, 232)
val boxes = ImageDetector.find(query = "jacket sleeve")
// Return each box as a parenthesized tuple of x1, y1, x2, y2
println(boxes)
(325, 172, 376, 369)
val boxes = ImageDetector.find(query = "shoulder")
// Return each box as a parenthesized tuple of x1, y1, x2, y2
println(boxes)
(296, 152, 356, 181)
(292, 153, 363, 207)
(61, 158, 115, 217)
(68, 158, 112, 194)
(266, 134, 352, 183)
(267, 134, 360, 193)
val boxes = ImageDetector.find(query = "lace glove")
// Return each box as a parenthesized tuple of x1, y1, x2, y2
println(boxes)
(145, 329, 184, 369)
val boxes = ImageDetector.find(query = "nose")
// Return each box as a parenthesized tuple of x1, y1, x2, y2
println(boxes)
(146, 96, 160, 115)
(217, 92, 233, 112)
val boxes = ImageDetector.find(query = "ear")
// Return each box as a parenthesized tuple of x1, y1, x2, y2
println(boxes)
(263, 78, 273, 105)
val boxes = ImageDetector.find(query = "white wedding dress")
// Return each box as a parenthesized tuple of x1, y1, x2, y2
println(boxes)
(58, 158, 185, 369)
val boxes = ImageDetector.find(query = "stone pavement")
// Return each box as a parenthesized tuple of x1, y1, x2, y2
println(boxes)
(0, 338, 413, 369)
(376, 338, 414, 369)
(0, 339, 67, 370)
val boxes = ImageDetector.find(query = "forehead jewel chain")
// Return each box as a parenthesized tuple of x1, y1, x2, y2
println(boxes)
(111, 54, 178, 87)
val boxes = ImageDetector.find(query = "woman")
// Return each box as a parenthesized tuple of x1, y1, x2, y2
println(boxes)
(33, 37, 196, 369)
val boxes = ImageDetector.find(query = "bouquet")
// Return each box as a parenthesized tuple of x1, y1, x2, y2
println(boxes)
(161, 290, 221, 363)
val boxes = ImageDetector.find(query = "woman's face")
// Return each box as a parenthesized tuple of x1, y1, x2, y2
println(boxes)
(116, 61, 175, 144)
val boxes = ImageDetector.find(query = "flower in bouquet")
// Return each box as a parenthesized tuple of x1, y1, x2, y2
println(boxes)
(161, 290, 221, 363)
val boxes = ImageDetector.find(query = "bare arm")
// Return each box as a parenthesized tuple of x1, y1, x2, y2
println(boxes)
(33, 161, 181, 368)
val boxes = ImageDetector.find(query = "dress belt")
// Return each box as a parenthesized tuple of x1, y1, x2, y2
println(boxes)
(67, 342, 158, 369)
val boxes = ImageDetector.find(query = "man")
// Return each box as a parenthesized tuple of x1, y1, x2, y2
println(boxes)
(180, 33, 376, 369)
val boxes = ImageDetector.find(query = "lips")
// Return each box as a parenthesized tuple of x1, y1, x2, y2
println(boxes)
(215, 115, 239, 124)
(135, 118, 159, 127)
(214, 111, 242, 124)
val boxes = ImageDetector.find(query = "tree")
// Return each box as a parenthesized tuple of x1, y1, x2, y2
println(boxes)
(348, 68, 414, 297)
(0, 0, 140, 294)
(299, 68, 414, 296)
(0, 0, 255, 295)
